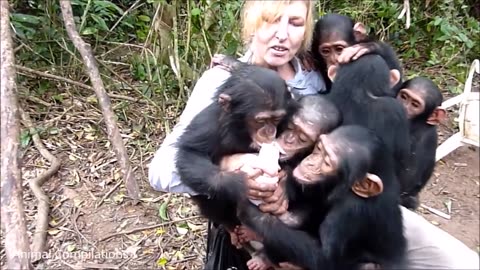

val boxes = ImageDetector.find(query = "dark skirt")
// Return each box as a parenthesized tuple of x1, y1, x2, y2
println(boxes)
(203, 221, 251, 270)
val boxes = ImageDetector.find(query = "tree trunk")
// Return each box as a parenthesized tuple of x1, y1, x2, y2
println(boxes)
(59, 0, 140, 202)
(0, 1, 34, 269)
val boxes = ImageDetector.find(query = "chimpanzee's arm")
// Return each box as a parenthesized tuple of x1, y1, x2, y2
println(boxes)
(320, 197, 407, 269)
(175, 106, 248, 203)
(237, 202, 325, 269)
(406, 127, 437, 195)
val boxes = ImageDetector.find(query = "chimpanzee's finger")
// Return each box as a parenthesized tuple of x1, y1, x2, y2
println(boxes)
(352, 48, 370, 60)
(338, 47, 358, 63)
(247, 178, 277, 192)
(272, 199, 289, 215)
(248, 189, 274, 200)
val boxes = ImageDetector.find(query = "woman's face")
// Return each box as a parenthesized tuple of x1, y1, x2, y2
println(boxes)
(251, 1, 307, 68)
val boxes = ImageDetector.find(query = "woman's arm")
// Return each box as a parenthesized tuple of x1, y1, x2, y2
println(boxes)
(148, 67, 232, 194)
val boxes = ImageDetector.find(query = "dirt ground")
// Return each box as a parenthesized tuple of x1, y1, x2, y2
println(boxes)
(1, 76, 479, 269)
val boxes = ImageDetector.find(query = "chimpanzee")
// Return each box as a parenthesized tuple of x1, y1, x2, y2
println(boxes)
(311, 13, 403, 95)
(396, 76, 446, 209)
(325, 53, 410, 186)
(232, 95, 342, 270)
(175, 63, 297, 232)
(237, 125, 407, 270)
(276, 95, 342, 164)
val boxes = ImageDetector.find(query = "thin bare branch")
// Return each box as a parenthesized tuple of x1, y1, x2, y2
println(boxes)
(59, 0, 140, 202)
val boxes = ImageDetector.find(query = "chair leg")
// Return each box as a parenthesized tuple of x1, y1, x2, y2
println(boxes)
(435, 132, 464, 162)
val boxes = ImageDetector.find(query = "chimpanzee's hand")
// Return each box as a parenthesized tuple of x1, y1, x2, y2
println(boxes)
(209, 53, 235, 71)
(337, 44, 372, 63)
(259, 174, 289, 215)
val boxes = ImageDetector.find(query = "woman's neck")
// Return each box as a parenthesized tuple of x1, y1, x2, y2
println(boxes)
(254, 58, 296, 81)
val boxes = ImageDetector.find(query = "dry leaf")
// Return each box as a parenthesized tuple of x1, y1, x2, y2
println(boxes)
(63, 187, 79, 200)
(49, 219, 59, 227)
(73, 198, 83, 208)
(125, 245, 141, 258)
(143, 248, 154, 255)
(119, 219, 129, 230)
(176, 226, 188, 235)
(85, 133, 96, 141)
(187, 222, 203, 232)
(48, 229, 61, 235)
(113, 193, 125, 204)
(67, 244, 76, 252)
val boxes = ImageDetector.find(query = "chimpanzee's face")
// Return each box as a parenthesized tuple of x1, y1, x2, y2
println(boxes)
(397, 88, 426, 119)
(318, 33, 350, 69)
(292, 134, 338, 184)
(247, 110, 286, 150)
(276, 115, 318, 161)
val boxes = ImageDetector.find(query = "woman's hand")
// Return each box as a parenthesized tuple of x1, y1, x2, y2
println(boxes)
(220, 154, 277, 200)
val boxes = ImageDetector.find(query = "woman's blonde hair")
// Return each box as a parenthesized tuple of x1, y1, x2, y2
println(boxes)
(241, 0, 315, 53)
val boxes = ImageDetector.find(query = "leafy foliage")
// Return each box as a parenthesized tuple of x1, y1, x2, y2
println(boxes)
(9, 0, 480, 107)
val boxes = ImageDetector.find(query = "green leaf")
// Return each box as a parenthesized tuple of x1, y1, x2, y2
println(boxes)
(10, 13, 41, 25)
(49, 127, 60, 135)
(138, 15, 151, 22)
(156, 257, 168, 267)
(158, 201, 169, 221)
(191, 8, 201, 16)
(91, 14, 109, 31)
(81, 27, 97, 35)
(94, 0, 124, 15)
(20, 131, 31, 148)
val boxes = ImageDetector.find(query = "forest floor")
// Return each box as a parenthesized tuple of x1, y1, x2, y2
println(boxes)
(1, 72, 479, 270)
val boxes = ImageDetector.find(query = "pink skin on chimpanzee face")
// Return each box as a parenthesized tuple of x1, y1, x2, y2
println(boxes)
(250, 1, 307, 69)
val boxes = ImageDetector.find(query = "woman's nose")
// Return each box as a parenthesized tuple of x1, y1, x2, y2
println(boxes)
(275, 17, 288, 41)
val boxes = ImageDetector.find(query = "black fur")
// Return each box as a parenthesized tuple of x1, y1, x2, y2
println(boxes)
(311, 13, 403, 95)
(237, 125, 407, 270)
(175, 64, 296, 228)
(325, 53, 410, 183)
(398, 77, 444, 209)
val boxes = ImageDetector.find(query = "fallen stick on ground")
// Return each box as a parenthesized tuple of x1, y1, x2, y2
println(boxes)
(420, 203, 451, 220)
(20, 108, 61, 261)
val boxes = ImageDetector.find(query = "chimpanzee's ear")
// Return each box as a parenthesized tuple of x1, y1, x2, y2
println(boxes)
(218, 93, 232, 112)
(426, 107, 447, 126)
(353, 22, 367, 42)
(327, 65, 338, 82)
(389, 69, 401, 87)
(352, 173, 384, 198)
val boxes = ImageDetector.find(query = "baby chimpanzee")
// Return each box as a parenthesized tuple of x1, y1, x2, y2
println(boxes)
(396, 76, 446, 209)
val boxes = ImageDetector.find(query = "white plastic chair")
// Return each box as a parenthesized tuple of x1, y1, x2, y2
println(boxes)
(435, 59, 480, 162)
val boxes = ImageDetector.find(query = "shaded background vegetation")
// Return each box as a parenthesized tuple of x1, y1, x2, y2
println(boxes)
(9, 0, 480, 156)
(12, 1, 480, 92)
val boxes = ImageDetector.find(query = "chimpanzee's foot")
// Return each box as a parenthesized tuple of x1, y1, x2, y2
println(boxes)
(227, 228, 242, 249)
(236, 225, 263, 243)
(401, 194, 419, 210)
(247, 255, 274, 270)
